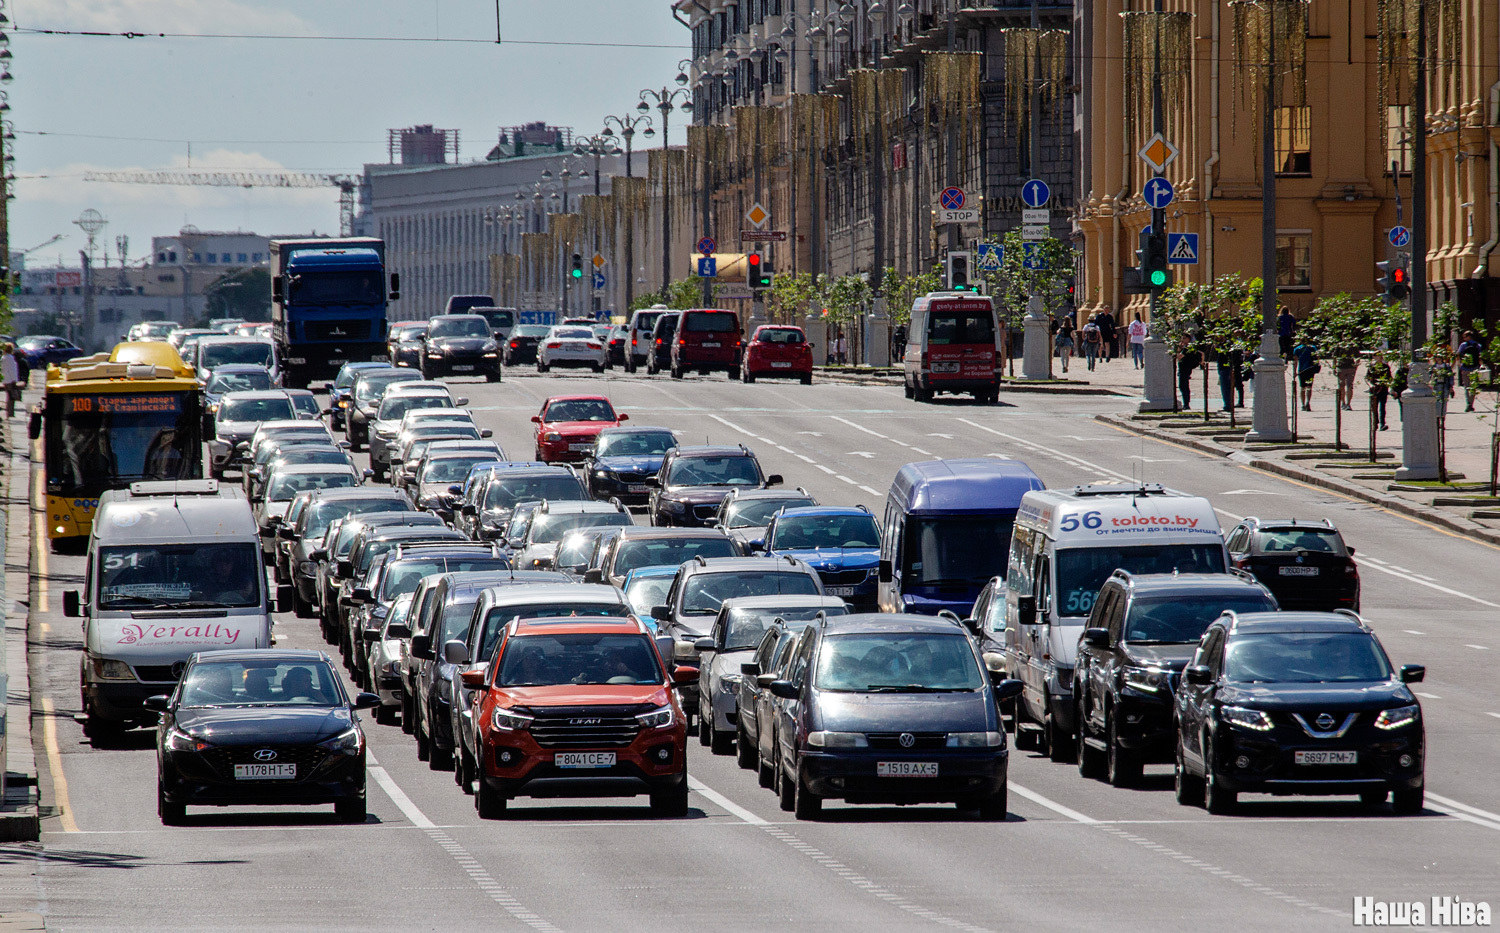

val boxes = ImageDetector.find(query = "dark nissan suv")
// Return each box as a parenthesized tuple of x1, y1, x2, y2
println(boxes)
(649, 445, 781, 527)
(420, 314, 502, 382)
(1226, 518, 1360, 611)
(1072, 571, 1279, 787)
(1173, 610, 1426, 814)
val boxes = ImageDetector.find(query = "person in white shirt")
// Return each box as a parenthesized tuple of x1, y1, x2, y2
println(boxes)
(1, 346, 19, 418)
(1128, 314, 1147, 369)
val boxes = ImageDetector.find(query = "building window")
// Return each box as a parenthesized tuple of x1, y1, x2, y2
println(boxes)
(192, 253, 202, 263)
(1385, 104, 1411, 173)
(238, 253, 248, 263)
(1275, 233, 1312, 290)
(1275, 106, 1311, 175)
(253, 252, 263, 262)
(168, 251, 177, 263)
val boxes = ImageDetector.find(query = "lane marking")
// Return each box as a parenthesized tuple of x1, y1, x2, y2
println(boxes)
(858, 485, 881, 496)
(1415, 692, 1441, 699)
(1487, 712, 1500, 720)
(814, 464, 836, 475)
(1404, 630, 1426, 635)
(707, 413, 753, 436)
(1466, 644, 1490, 650)
(1009, 781, 1097, 824)
(367, 759, 434, 829)
(1355, 560, 1500, 608)
(688, 775, 766, 825)
(836, 475, 857, 486)
(1425, 793, 1500, 834)
(39, 697, 79, 833)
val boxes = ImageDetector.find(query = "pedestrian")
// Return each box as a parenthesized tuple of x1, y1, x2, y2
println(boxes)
(1278, 307, 1296, 360)
(1177, 344, 1202, 409)
(1128, 313, 1146, 369)
(1336, 355, 1358, 411)
(891, 323, 908, 363)
(13, 345, 30, 390)
(1, 345, 19, 418)
(1081, 315, 1102, 371)
(1097, 308, 1117, 362)
(1054, 318, 1075, 374)
(1215, 347, 1235, 412)
(1367, 355, 1391, 430)
(1292, 338, 1318, 411)
(1430, 346, 1454, 418)
(1231, 347, 1247, 407)
(1457, 329, 1483, 411)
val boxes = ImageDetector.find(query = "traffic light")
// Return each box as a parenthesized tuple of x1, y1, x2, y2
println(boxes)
(1144, 229, 1171, 290)
(570, 253, 584, 280)
(748, 252, 773, 291)
(946, 251, 973, 291)
(1377, 257, 1410, 302)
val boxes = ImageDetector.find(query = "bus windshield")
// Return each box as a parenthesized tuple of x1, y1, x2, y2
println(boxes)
(901, 516, 1015, 587)
(46, 392, 200, 495)
(1054, 544, 1227, 617)
(287, 270, 385, 305)
(96, 543, 261, 610)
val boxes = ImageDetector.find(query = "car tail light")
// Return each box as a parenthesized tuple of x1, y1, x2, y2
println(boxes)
(632, 337, 638, 346)
(546, 342, 562, 349)
(586, 342, 601, 349)
(509, 340, 518, 348)
(655, 338, 662, 345)
(679, 339, 686, 346)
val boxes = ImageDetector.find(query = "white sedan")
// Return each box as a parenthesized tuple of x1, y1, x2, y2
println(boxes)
(536, 325, 608, 373)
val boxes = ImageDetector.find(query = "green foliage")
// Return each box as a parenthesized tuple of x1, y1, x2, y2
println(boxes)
(204, 267, 272, 323)
(0, 291, 13, 337)
(976, 232, 1077, 326)
(821, 273, 873, 327)
(1155, 274, 1255, 353)
(1300, 292, 1393, 364)
(632, 277, 703, 313)
(881, 266, 942, 326)
(766, 271, 819, 324)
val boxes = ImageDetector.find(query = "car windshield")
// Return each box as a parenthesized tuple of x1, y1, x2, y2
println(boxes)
(379, 558, 508, 601)
(666, 455, 761, 487)
(1224, 632, 1392, 683)
(515, 325, 551, 338)
(289, 395, 320, 419)
(544, 399, 616, 423)
(902, 516, 1017, 587)
(684, 312, 737, 332)
(682, 571, 820, 614)
(528, 512, 633, 545)
(439, 596, 483, 645)
(422, 456, 491, 484)
(267, 471, 356, 501)
(1055, 545, 1227, 617)
(613, 537, 738, 576)
(496, 633, 662, 686)
(552, 328, 595, 340)
(305, 499, 410, 538)
(178, 660, 343, 708)
(143, 322, 177, 337)
(355, 371, 420, 403)
(653, 316, 679, 336)
(725, 497, 816, 528)
(429, 317, 491, 338)
(219, 397, 294, 423)
(815, 633, 984, 692)
(927, 310, 995, 346)
(484, 475, 585, 510)
(772, 514, 880, 550)
(270, 449, 349, 471)
(625, 576, 674, 617)
(97, 543, 261, 609)
(379, 395, 452, 420)
(722, 605, 847, 651)
(1124, 594, 1279, 644)
(1257, 529, 1342, 553)
(391, 325, 426, 341)
(207, 370, 272, 395)
(478, 603, 629, 660)
(199, 342, 273, 370)
(476, 309, 514, 330)
(596, 431, 676, 458)
(286, 270, 384, 305)
(756, 328, 805, 344)
(335, 365, 385, 390)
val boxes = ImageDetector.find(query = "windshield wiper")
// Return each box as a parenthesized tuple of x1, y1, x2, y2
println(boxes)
(1125, 639, 1191, 646)
(103, 596, 177, 609)
(865, 683, 968, 693)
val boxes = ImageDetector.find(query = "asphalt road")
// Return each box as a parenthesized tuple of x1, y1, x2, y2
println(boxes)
(7, 368, 1500, 931)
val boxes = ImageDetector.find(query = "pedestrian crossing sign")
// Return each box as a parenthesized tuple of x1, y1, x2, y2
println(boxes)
(1167, 232, 1199, 265)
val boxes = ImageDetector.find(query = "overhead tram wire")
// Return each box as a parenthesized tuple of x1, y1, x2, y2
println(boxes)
(15, 26, 689, 51)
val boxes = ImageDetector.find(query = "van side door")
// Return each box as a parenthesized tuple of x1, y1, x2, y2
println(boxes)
(1023, 553, 1052, 713)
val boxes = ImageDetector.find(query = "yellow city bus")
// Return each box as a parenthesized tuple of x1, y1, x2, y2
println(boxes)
(29, 342, 205, 552)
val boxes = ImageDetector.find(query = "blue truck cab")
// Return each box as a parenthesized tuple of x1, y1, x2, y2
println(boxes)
(877, 458, 1044, 617)
(271, 237, 398, 386)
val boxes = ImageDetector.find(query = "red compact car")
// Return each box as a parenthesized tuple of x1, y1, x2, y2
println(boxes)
(741, 325, 813, 384)
(532, 395, 628, 463)
(461, 616, 692, 818)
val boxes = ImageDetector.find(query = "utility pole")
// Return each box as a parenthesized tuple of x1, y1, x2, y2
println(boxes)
(641, 82, 692, 303)
(603, 113, 653, 312)
(1396, 3, 1438, 479)
(1245, 0, 1292, 441)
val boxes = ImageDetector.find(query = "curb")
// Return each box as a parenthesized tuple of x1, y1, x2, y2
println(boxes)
(811, 369, 1138, 395)
(1096, 413, 1500, 548)
(0, 410, 39, 842)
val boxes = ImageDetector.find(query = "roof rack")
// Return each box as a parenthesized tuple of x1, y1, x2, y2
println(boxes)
(1070, 482, 1167, 498)
(127, 479, 221, 498)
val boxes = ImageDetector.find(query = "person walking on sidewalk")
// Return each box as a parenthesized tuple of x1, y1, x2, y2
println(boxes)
(1177, 344, 1202, 409)
(1215, 347, 1235, 412)
(1081, 315, 1102, 371)
(1128, 313, 1146, 369)
(1097, 309, 1117, 362)
(1, 344, 20, 418)
(1293, 339, 1318, 411)
(1054, 318, 1075, 373)
(1457, 330, 1483, 411)
(1278, 307, 1296, 360)
(1336, 356, 1358, 411)
(1367, 355, 1391, 431)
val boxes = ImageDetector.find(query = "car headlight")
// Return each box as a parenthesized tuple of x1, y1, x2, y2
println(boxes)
(91, 657, 135, 681)
(806, 731, 867, 748)
(299, 560, 319, 576)
(1374, 704, 1421, 730)
(492, 707, 534, 731)
(946, 731, 1003, 748)
(665, 500, 686, 513)
(435, 675, 452, 703)
(1219, 705, 1274, 732)
(166, 727, 210, 752)
(1124, 667, 1171, 693)
(544, 432, 563, 442)
(721, 673, 741, 689)
(482, 340, 498, 352)
(636, 705, 674, 729)
(318, 725, 364, 755)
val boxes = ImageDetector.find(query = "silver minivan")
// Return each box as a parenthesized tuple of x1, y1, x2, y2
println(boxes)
(64, 480, 275, 737)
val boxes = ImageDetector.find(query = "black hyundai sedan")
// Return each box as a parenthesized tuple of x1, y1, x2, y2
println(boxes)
(151, 649, 379, 824)
(1173, 610, 1425, 815)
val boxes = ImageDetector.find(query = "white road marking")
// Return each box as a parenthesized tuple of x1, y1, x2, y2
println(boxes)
(830, 415, 889, 439)
(1425, 793, 1500, 834)
(1125, 456, 1183, 463)
(836, 475, 858, 485)
(1415, 692, 1441, 699)
(858, 485, 880, 496)
(688, 776, 766, 825)
(1009, 782, 1097, 824)
(1487, 712, 1500, 720)
(1404, 630, 1426, 635)
(367, 762, 434, 829)
(814, 464, 836, 474)
(929, 433, 955, 439)
(707, 413, 753, 436)
(795, 453, 816, 463)
(1466, 644, 1490, 650)
(798, 431, 825, 437)
(847, 451, 875, 458)
(1221, 489, 1272, 495)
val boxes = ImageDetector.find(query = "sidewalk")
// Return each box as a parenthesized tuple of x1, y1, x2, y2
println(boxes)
(0, 401, 39, 842)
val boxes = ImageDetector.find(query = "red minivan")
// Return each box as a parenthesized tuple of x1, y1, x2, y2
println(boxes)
(902, 293, 1000, 403)
(670, 309, 742, 379)
(741, 325, 813, 384)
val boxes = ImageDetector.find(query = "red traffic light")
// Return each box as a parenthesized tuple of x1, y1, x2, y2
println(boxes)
(1391, 267, 1406, 284)
(747, 253, 762, 268)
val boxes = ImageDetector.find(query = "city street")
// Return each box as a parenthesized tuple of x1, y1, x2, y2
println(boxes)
(7, 371, 1500, 931)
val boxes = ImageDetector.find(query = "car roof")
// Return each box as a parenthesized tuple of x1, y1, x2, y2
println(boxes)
(207, 363, 271, 373)
(820, 613, 971, 636)
(891, 458, 1045, 514)
(483, 583, 626, 606)
(221, 390, 296, 402)
(94, 485, 258, 543)
(1224, 611, 1368, 635)
(446, 570, 567, 587)
(512, 616, 646, 637)
(538, 501, 626, 514)
(720, 595, 848, 611)
(596, 425, 673, 436)
(309, 487, 410, 502)
(774, 506, 870, 519)
(266, 463, 356, 475)
(615, 526, 729, 540)
(193, 648, 331, 663)
(684, 556, 811, 575)
(429, 313, 487, 322)
(1117, 572, 1272, 596)
(671, 445, 753, 459)
(1244, 518, 1339, 531)
(544, 394, 613, 403)
(726, 488, 813, 502)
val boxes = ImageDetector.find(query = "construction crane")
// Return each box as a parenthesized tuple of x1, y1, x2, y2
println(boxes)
(83, 171, 358, 236)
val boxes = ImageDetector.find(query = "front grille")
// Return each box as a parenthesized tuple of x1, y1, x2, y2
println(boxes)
(199, 744, 329, 780)
(303, 319, 372, 341)
(818, 568, 871, 587)
(134, 665, 181, 683)
(524, 704, 654, 749)
(866, 732, 948, 750)
(692, 505, 718, 522)
(609, 472, 647, 484)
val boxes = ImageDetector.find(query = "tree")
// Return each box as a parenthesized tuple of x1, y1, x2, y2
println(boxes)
(881, 266, 941, 326)
(203, 267, 271, 323)
(977, 232, 1077, 332)
(766, 271, 819, 325)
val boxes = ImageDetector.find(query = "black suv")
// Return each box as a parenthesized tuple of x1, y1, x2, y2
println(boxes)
(1073, 571, 1279, 787)
(645, 312, 680, 375)
(1173, 610, 1426, 814)
(649, 445, 781, 527)
(1226, 518, 1360, 611)
(419, 314, 502, 382)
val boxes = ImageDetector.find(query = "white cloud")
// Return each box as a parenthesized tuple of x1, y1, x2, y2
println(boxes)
(26, 0, 313, 37)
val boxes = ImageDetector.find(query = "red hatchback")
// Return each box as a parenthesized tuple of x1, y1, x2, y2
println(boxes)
(669, 309, 742, 379)
(532, 395, 628, 463)
(741, 325, 813, 384)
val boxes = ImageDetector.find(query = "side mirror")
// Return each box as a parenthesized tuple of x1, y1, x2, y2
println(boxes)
(1348, 546, 1357, 555)
(877, 559, 892, 583)
(1016, 595, 1037, 627)
(409, 634, 433, 660)
(1399, 664, 1425, 684)
(352, 692, 381, 710)
(616, 413, 629, 421)
(143, 694, 170, 712)
(454, 397, 469, 406)
(461, 504, 478, 517)
(363, 468, 375, 480)
(480, 429, 493, 438)
(672, 665, 698, 685)
(335, 559, 352, 577)
(311, 548, 328, 561)
(389, 272, 401, 295)
(361, 628, 382, 642)
(1082, 627, 1110, 649)
(582, 569, 603, 584)
(63, 590, 81, 618)
(693, 636, 717, 653)
(531, 415, 542, 424)
(764, 474, 783, 487)
(459, 669, 486, 688)
(646, 477, 661, 488)
(28, 411, 41, 440)
(982, 652, 1007, 675)
(323, 382, 335, 394)
(442, 640, 470, 665)
(1184, 664, 1213, 686)
(740, 662, 760, 676)
(351, 587, 372, 604)
(768, 680, 798, 700)
(992, 678, 1024, 703)
(448, 485, 463, 496)
(961, 616, 982, 635)
(650, 606, 671, 622)
(756, 673, 776, 688)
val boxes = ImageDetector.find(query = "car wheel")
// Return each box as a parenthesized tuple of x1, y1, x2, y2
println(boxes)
(157, 783, 185, 825)
(209, 465, 224, 481)
(593, 362, 604, 373)
(758, 750, 776, 788)
(1106, 710, 1141, 787)
(670, 363, 684, 380)
(1392, 785, 1425, 815)
(736, 725, 757, 770)
(975, 782, 1008, 821)
(429, 739, 454, 772)
(375, 703, 396, 726)
(650, 779, 690, 818)
(914, 386, 933, 403)
(799, 372, 812, 385)
(537, 361, 549, 373)
(776, 753, 796, 812)
(415, 709, 431, 761)
(419, 360, 432, 380)
(710, 725, 734, 756)
(1076, 699, 1105, 780)
(1046, 700, 1074, 763)
(1173, 733, 1204, 807)
(486, 370, 501, 384)
(792, 766, 822, 820)
(1360, 789, 1389, 807)
(697, 713, 711, 747)
(400, 693, 415, 735)
(903, 381, 914, 399)
(457, 745, 476, 794)
(475, 777, 507, 819)
(1203, 739, 1236, 814)
(335, 794, 366, 823)
(1012, 700, 1038, 751)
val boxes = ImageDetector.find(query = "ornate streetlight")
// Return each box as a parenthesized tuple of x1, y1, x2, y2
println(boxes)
(640, 81, 693, 302)
(601, 112, 653, 178)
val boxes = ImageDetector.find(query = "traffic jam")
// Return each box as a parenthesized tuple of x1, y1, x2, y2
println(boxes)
(40, 289, 1428, 828)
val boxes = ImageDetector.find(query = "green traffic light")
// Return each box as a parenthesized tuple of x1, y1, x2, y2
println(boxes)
(571, 269, 583, 278)
(1149, 269, 1168, 287)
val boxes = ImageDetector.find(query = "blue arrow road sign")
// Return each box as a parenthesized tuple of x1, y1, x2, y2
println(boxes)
(1021, 179, 1051, 209)
(592, 272, 607, 289)
(976, 243, 1003, 271)
(940, 187, 966, 210)
(1021, 243, 1045, 270)
(1388, 226, 1411, 248)
(697, 256, 717, 278)
(697, 236, 717, 255)
(1143, 176, 1176, 210)
(1167, 232, 1199, 265)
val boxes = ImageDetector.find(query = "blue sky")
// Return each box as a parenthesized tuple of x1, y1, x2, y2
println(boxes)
(12, 0, 688, 268)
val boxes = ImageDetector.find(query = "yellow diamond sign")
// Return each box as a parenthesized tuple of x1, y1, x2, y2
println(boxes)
(1138, 132, 1179, 174)
(591, 252, 606, 269)
(745, 202, 769, 229)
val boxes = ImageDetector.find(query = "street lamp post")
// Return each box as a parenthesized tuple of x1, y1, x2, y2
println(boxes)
(640, 80, 693, 303)
(602, 113, 654, 311)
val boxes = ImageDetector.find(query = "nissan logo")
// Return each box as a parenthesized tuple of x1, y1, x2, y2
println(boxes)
(253, 749, 278, 762)
(1315, 713, 1335, 730)
(898, 733, 916, 748)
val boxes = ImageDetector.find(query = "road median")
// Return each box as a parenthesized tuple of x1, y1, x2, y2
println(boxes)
(0, 402, 39, 842)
